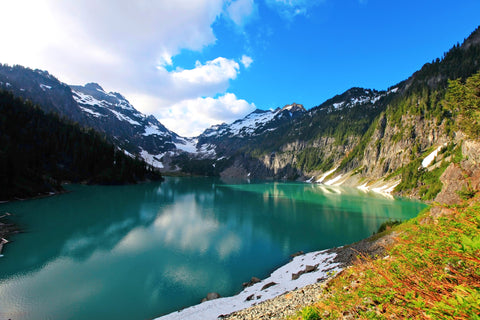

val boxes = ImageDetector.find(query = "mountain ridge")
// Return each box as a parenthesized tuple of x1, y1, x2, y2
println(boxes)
(1, 26, 480, 200)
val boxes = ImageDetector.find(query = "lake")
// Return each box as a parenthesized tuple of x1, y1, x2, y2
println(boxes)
(0, 177, 426, 320)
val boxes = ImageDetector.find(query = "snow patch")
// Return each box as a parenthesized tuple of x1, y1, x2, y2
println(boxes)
(357, 182, 370, 192)
(78, 106, 104, 118)
(371, 180, 401, 196)
(356, 180, 401, 198)
(333, 102, 344, 109)
(156, 250, 340, 320)
(323, 174, 343, 186)
(115, 100, 135, 111)
(229, 111, 277, 136)
(140, 150, 164, 168)
(39, 84, 52, 90)
(206, 109, 286, 139)
(421, 144, 446, 168)
(175, 138, 198, 153)
(197, 143, 216, 158)
(122, 149, 135, 158)
(315, 167, 338, 183)
(108, 109, 141, 126)
(143, 124, 167, 137)
(72, 90, 105, 107)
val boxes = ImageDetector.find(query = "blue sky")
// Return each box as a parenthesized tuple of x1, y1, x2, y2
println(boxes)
(1, 0, 479, 136)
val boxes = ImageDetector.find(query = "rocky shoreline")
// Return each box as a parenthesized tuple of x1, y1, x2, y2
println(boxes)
(222, 231, 397, 320)
(0, 212, 19, 257)
(158, 230, 396, 320)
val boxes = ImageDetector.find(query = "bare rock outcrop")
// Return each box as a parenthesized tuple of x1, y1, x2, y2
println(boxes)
(434, 163, 468, 205)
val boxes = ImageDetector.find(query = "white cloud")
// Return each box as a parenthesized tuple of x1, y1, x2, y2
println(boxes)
(172, 58, 240, 86)
(0, 0, 226, 93)
(0, 0, 258, 137)
(133, 56, 243, 105)
(241, 55, 254, 68)
(226, 0, 257, 26)
(159, 93, 256, 137)
(266, 0, 324, 19)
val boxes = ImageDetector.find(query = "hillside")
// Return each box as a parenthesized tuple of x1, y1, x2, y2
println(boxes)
(0, 90, 162, 201)
(296, 197, 480, 319)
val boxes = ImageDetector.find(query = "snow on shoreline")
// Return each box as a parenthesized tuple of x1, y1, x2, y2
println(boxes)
(310, 174, 398, 198)
(315, 167, 338, 183)
(156, 250, 341, 320)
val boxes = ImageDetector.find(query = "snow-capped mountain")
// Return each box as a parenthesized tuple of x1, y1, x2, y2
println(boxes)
(202, 103, 306, 140)
(0, 64, 394, 174)
(70, 82, 179, 156)
(0, 64, 87, 123)
(0, 64, 199, 169)
(195, 103, 306, 157)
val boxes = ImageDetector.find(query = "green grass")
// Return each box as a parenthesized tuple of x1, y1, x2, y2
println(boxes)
(294, 196, 480, 320)
(374, 219, 402, 235)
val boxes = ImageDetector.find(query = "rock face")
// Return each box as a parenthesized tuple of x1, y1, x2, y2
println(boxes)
(434, 141, 480, 205)
(434, 164, 468, 205)
(359, 114, 452, 180)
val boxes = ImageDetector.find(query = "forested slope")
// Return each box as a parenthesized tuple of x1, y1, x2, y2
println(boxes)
(0, 90, 162, 201)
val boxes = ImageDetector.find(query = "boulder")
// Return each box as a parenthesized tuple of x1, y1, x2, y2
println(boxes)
(261, 282, 277, 290)
(242, 276, 261, 288)
(304, 265, 317, 273)
(201, 292, 221, 303)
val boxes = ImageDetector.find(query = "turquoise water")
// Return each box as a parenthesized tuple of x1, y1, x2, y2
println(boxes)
(0, 178, 426, 320)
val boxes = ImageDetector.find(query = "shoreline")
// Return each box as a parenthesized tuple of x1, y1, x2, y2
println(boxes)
(156, 230, 396, 320)
(0, 213, 20, 257)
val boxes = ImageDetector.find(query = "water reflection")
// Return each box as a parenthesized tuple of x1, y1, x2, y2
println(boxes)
(0, 178, 426, 320)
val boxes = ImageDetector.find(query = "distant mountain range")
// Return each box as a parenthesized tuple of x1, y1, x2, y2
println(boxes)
(1, 25, 480, 200)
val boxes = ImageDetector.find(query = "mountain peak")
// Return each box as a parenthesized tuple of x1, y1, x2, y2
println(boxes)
(84, 82, 104, 91)
(282, 103, 306, 113)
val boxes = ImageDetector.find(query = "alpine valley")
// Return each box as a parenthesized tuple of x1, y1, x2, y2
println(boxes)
(2, 26, 480, 202)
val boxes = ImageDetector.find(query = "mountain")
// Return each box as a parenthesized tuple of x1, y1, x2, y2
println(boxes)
(174, 87, 393, 178)
(0, 90, 162, 201)
(69, 82, 179, 162)
(0, 65, 194, 169)
(183, 26, 480, 202)
(197, 103, 306, 155)
(0, 66, 86, 122)
(1, 26, 480, 201)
